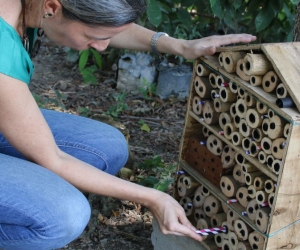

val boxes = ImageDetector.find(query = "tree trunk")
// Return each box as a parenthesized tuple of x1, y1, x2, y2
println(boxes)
(293, 1, 300, 41)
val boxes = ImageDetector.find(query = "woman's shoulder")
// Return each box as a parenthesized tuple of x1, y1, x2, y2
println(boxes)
(0, 18, 34, 84)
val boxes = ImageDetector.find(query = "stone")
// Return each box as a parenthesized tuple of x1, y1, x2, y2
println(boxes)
(156, 61, 192, 99)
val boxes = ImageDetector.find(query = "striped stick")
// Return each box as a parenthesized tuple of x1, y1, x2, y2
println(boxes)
(195, 226, 228, 236)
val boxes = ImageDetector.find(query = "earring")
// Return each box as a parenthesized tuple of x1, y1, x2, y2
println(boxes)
(43, 12, 53, 18)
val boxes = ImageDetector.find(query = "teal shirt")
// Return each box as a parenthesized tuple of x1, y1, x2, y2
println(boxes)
(0, 17, 34, 84)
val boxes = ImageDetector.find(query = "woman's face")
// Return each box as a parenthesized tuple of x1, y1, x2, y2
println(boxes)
(43, 18, 132, 51)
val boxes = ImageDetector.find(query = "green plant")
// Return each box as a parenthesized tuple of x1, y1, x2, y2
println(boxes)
(105, 92, 129, 118)
(77, 48, 103, 84)
(145, 0, 297, 43)
(32, 89, 66, 110)
(137, 78, 157, 100)
(136, 155, 177, 192)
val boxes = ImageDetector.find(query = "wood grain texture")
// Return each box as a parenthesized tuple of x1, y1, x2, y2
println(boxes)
(262, 43, 300, 114)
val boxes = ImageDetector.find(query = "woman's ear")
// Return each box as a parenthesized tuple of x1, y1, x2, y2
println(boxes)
(43, 0, 62, 16)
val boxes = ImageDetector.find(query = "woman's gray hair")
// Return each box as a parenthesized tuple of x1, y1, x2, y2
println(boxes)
(59, 0, 147, 27)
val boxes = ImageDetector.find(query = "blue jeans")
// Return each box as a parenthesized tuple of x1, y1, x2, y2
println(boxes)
(0, 109, 129, 250)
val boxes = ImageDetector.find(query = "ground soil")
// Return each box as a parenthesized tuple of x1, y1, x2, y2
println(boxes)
(30, 38, 188, 250)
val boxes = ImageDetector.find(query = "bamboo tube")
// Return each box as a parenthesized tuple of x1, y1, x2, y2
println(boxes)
(250, 75, 263, 87)
(249, 231, 264, 250)
(276, 83, 290, 98)
(207, 134, 224, 156)
(245, 172, 264, 186)
(201, 185, 211, 197)
(223, 51, 246, 73)
(255, 207, 271, 233)
(242, 162, 257, 173)
(236, 241, 252, 250)
(214, 98, 232, 112)
(219, 86, 237, 102)
(268, 109, 275, 118)
(246, 199, 259, 220)
(222, 240, 231, 250)
(238, 87, 245, 98)
(234, 219, 252, 241)
(256, 101, 268, 114)
(219, 112, 232, 130)
(196, 218, 214, 240)
(182, 176, 200, 189)
(252, 128, 263, 142)
(249, 141, 261, 157)
(221, 145, 236, 169)
(236, 59, 251, 81)
(268, 115, 286, 139)
(222, 221, 230, 240)
(242, 137, 251, 151)
(179, 196, 194, 216)
(272, 159, 282, 175)
(256, 190, 268, 205)
(192, 96, 202, 115)
(214, 234, 223, 248)
(236, 98, 248, 118)
(231, 131, 243, 146)
(218, 52, 224, 67)
(203, 195, 222, 217)
(253, 175, 268, 191)
(240, 120, 252, 138)
(229, 81, 239, 93)
(266, 155, 275, 171)
(203, 101, 220, 125)
(261, 137, 273, 154)
(243, 53, 273, 76)
(262, 71, 280, 93)
(196, 63, 212, 76)
(235, 152, 246, 165)
(220, 175, 240, 198)
(211, 89, 220, 100)
(194, 76, 213, 99)
(194, 208, 206, 221)
(227, 209, 239, 231)
(233, 114, 242, 129)
(261, 119, 270, 136)
(283, 123, 290, 138)
(221, 202, 230, 214)
(248, 185, 257, 199)
(209, 72, 218, 88)
(268, 192, 275, 208)
(265, 180, 276, 194)
(236, 186, 250, 207)
(177, 175, 196, 197)
(244, 93, 256, 108)
(228, 231, 239, 249)
(230, 103, 237, 117)
(233, 164, 246, 185)
(271, 138, 286, 159)
(211, 213, 227, 227)
(223, 123, 237, 140)
(216, 75, 225, 88)
(202, 126, 211, 137)
(246, 109, 263, 129)
(193, 186, 206, 207)
(258, 151, 267, 164)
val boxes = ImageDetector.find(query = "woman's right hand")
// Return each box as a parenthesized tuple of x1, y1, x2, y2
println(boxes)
(147, 190, 203, 242)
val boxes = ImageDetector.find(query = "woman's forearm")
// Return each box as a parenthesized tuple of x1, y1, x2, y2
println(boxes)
(49, 150, 158, 207)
